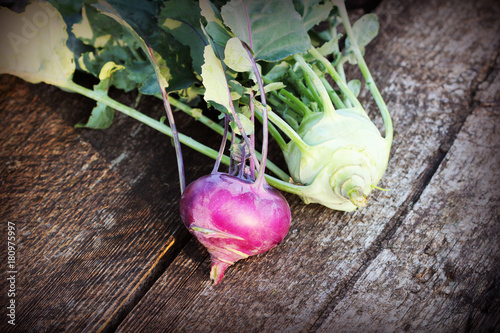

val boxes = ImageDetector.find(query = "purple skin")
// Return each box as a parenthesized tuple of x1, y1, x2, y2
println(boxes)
(180, 173, 291, 285)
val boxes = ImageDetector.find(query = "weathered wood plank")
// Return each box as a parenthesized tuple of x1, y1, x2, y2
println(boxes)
(0, 76, 195, 332)
(116, 0, 500, 332)
(317, 55, 500, 332)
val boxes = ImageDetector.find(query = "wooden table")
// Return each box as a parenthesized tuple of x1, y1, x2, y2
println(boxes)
(1, 0, 499, 331)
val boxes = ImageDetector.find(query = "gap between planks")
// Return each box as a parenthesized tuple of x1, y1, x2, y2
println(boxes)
(306, 40, 500, 333)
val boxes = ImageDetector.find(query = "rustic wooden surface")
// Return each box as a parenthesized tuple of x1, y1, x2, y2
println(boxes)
(1, 0, 499, 332)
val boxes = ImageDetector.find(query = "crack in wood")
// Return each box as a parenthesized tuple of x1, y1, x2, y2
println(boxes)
(100, 232, 193, 333)
(306, 38, 500, 333)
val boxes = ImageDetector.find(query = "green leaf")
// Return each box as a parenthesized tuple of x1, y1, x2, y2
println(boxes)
(48, 0, 83, 17)
(105, 0, 159, 37)
(200, 0, 219, 23)
(149, 29, 195, 93)
(298, 0, 334, 31)
(347, 79, 361, 98)
(92, 0, 172, 92)
(264, 61, 290, 81)
(263, 82, 286, 94)
(97, 61, 125, 85)
(228, 79, 244, 100)
(72, 5, 121, 48)
(200, 0, 233, 48)
(160, 0, 206, 75)
(74, 4, 148, 84)
(317, 34, 341, 57)
(224, 37, 252, 72)
(138, 73, 161, 95)
(221, 0, 311, 61)
(205, 21, 233, 47)
(75, 102, 115, 129)
(111, 60, 154, 93)
(76, 61, 124, 130)
(0, 2, 75, 86)
(75, 1, 193, 94)
(201, 44, 232, 113)
(230, 114, 254, 135)
(344, 13, 379, 63)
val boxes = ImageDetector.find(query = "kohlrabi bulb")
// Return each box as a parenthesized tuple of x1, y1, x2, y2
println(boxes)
(180, 173, 291, 284)
(283, 108, 391, 212)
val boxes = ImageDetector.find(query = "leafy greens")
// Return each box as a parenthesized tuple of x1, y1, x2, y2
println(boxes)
(0, 0, 393, 212)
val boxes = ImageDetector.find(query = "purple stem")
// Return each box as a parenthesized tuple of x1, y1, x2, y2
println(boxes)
(212, 114, 229, 174)
(145, 45, 186, 193)
(244, 46, 269, 189)
(229, 130, 236, 174)
(238, 145, 246, 178)
(224, 75, 260, 171)
(249, 92, 256, 180)
(241, 0, 268, 189)
(242, 0, 253, 50)
(129, 20, 185, 192)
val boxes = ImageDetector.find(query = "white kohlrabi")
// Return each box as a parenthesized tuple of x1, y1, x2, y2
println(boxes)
(264, 2, 393, 212)
(283, 105, 391, 211)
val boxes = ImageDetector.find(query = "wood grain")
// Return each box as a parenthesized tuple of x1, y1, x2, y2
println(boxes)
(115, 0, 500, 332)
(0, 76, 193, 332)
(0, 0, 499, 332)
(317, 53, 500, 332)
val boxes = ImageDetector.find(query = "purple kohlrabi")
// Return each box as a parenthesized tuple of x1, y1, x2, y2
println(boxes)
(180, 172, 291, 285)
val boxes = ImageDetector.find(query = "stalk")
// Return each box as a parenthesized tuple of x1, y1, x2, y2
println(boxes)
(265, 175, 309, 196)
(212, 114, 229, 174)
(308, 47, 363, 111)
(333, 0, 393, 141)
(329, 24, 348, 86)
(261, 108, 309, 152)
(293, 54, 337, 119)
(242, 0, 271, 189)
(118, 13, 187, 193)
(302, 70, 322, 107)
(286, 69, 318, 104)
(278, 89, 313, 117)
(62, 80, 290, 181)
(249, 93, 256, 179)
(216, 54, 262, 171)
(319, 76, 346, 109)
(167, 95, 226, 137)
(244, 50, 268, 188)
(253, 108, 287, 151)
(62, 80, 229, 164)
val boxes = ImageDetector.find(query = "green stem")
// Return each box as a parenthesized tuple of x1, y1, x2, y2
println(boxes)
(65, 81, 227, 162)
(261, 155, 289, 181)
(254, 106, 287, 151)
(336, 61, 347, 84)
(319, 76, 345, 109)
(287, 69, 317, 104)
(264, 108, 309, 152)
(61, 81, 291, 181)
(336, 58, 352, 107)
(167, 95, 226, 137)
(293, 54, 337, 119)
(308, 47, 363, 111)
(279, 89, 313, 117)
(334, 0, 393, 142)
(329, 20, 349, 100)
(128, 45, 144, 62)
(265, 175, 308, 196)
(303, 69, 322, 107)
